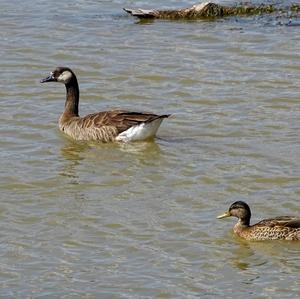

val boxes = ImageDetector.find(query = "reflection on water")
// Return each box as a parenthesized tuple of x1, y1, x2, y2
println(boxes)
(118, 139, 162, 155)
(59, 139, 163, 168)
(60, 141, 91, 163)
(230, 240, 255, 271)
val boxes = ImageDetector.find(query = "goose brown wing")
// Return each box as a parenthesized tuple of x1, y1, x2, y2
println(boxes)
(255, 216, 300, 228)
(79, 110, 170, 133)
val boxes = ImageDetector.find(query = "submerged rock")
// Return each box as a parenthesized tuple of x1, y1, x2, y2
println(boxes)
(124, 2, 298, 20)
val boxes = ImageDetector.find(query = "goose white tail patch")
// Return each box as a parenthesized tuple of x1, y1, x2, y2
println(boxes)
(57, 70, 73, 84)
(116, 118, 163, 142)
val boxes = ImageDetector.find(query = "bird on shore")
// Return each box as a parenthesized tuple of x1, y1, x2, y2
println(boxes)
(217, 201, 300, 241)
(40, 67, 170, 142)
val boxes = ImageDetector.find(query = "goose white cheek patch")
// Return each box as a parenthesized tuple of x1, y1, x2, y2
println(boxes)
(57, 70, 73, 84)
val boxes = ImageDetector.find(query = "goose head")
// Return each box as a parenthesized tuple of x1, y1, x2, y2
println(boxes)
(40, 67, 76, 85)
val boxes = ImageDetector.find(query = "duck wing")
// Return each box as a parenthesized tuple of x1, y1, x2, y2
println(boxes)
(255, 216, 300, 228)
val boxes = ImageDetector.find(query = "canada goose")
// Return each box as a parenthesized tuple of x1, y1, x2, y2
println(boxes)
(217, 201, 300, 241)
(123, 2, 276, 19)
(40, 67, 170, 142)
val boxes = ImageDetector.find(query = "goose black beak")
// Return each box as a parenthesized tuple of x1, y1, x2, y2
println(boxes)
(40, 73, 55, 83)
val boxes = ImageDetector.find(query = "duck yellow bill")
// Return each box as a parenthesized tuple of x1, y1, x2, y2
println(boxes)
(217, 211, 231, 219)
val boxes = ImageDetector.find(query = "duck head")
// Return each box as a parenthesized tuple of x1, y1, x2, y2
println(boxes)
(217, 201, 251, 225)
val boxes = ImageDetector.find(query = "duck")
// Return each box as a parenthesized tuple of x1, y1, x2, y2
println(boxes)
(40, 67, 170, 142)
(217, 201, 300, 241)
(123, 2, 276, 20)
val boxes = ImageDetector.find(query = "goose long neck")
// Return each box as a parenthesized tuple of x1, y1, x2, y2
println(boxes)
(64, 79, 79, 117)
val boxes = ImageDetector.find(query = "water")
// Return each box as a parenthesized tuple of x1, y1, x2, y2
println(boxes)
(1, 0, 300, 298)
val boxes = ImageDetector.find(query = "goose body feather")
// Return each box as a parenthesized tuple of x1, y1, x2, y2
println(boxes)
(59, 110, 169, 142)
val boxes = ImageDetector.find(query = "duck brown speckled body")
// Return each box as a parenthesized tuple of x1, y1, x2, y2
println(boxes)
(41, 67, 170, 142)
(217, 201, 300, 241)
